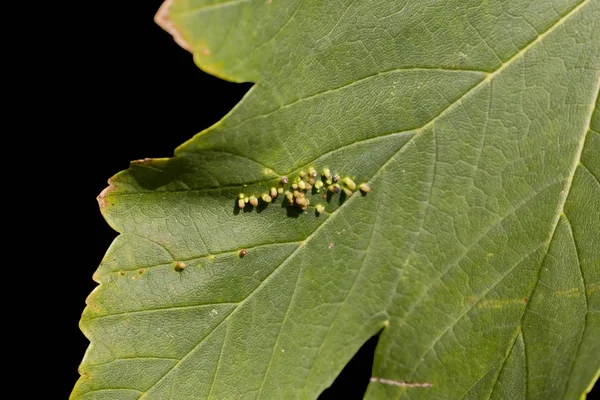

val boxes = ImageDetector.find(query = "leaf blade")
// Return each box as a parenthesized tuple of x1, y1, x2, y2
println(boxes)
(73, 0, 600, 399)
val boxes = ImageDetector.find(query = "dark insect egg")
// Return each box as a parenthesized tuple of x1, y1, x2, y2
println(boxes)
(280, 176, 289, 185)
(239, 249, 248, 257)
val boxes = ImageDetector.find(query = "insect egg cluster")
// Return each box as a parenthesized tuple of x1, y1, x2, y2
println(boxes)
(236, 167, 371, 215)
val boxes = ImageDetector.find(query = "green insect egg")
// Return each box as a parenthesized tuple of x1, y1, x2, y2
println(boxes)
(342, 177, 356, 190)
(322, 168, 332, 179)
(315, 204, 325, 214)
(277, 187, 284, 194)
(292, 183, 299, 190)
(262, 194, 272, 203)
(299, 171, 306, 178)
(238, 193, 245, 199)
(314, 180, 324, 189)
(308, 167, 317, 178)
(328, 184, 341, 193)
(298, 180, 306, 190)
(343, 187, 353, 197)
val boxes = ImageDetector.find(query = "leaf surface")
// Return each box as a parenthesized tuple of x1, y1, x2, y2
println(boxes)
(73, 0, 600, 399)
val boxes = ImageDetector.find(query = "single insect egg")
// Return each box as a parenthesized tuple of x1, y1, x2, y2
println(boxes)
(314, 180, 324, 189)
(343, 187, 353, 197)
(342, 177, 357, 190)
(174, 261, 186, 272)
(308, 167, 317, 178)
(280, 176, 289, 185)
(243, 196, 249, 203)
(298, 180, 306, 190)
(359, 183, 371, 193)
(238, 199, 246, 209)
(305, 183, 313, 191)
(277, 187, 284, 194)
(270, 187, 278, 198)
(239, 249, 248, 257)
(322, 168, 332, 179)
(292, 183, 299, 190)
(326, 178, 333, 185)
(285, 191, 294, 201)
(332, 174, 340, 183)
(249, 196, 259, 207)
(238, 193, 245, 199)
(315, 204, 325, 214)
(262, 194, 272, 203)
(296, 197, 308, 207)
(307, 177, 315, 185)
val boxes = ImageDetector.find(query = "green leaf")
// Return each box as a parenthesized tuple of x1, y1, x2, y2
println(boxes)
(73, 0, 600, 399)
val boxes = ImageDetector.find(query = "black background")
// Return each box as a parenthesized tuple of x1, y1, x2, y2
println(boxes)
(64, 0, 597, 398)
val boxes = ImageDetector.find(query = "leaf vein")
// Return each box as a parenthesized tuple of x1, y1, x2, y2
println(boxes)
(405, 244, 544, 380)
(255, 268, 302, 398)
(559, 213, 591, 399)
(86, 303, 238, 322)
